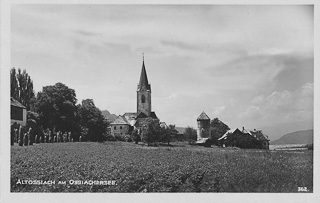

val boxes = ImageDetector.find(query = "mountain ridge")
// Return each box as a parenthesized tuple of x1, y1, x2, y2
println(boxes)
(270, 129, 313, 145)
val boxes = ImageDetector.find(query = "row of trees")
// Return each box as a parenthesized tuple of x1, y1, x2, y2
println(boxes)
(11, 68, 107, 142)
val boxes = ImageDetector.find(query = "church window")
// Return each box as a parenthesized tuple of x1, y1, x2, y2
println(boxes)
(114, 126, 116, 130)
(141, 95, 146, 103)
(120, 126, 122, 130)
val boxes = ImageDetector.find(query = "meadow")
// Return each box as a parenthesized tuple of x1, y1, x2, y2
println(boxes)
(11, 142, 313, 192)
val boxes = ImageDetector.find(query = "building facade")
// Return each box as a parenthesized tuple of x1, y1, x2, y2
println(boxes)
(10, 97, 27, 126)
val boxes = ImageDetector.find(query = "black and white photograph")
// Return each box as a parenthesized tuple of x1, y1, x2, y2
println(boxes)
(1, 0, 319, 202)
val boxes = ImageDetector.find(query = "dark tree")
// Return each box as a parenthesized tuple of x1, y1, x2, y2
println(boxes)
(78, 99, 108, 142)
(210, 118, 230, 145)
(184, 126, 197, 144)
(10, 68, 35, 110)
(132, 129, 141, 144)
(34, 83, 78, 133)
(141, 118, 162, 146)
(161, 124, 178, 146)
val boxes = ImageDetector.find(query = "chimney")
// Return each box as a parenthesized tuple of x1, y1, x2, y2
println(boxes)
(242, 126, 244, 131)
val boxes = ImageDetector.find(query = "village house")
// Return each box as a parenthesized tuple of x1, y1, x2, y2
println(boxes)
(218, 127, 270, 149)
(10, 97, 27, 126)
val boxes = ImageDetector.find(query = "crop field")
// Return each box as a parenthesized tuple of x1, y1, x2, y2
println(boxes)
(11, 142, 313, 192)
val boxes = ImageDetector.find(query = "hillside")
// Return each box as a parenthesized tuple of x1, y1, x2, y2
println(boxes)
(101, 110, 117, 122)
(270, 129, 313, 145)
(259, 120, 313, 141)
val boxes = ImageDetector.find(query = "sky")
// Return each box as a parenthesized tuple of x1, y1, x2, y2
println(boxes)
(11, 4, 314, 130)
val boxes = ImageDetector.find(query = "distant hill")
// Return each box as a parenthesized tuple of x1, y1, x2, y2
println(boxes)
(259, 120, 313, 141)
(270, 129, 313, 145)
(101, 110, 117, 123)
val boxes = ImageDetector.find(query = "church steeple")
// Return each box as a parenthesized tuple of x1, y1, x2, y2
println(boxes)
(137, 55, 151, 91)
(137, 55, 152, 116)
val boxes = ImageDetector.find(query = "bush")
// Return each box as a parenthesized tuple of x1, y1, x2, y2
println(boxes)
(105, 135, 116, 141)
(114, 134, 126, 142)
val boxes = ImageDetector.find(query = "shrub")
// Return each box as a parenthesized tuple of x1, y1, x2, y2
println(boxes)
(105, 135, 116, 142)
(114, 134, 126, 142)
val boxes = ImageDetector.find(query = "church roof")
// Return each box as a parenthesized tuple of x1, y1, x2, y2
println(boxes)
(197, 111, 210, 121)
(137, 60, 151, 91)
(136, 111, 158, 119)
(110, 115, 130, 125)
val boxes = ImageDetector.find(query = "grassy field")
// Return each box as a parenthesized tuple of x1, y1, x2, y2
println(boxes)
(11, 142, 313, 192)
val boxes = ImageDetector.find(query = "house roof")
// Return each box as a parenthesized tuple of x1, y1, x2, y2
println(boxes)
(242, 128, 252, 135)
(197, 111, 210, 121)
(218, 128, 238, 140)
(136, 111, 158, 119)
(175, 127, 186, 134)
(137, 60, 151, 91)
(10, 97, 26, 109)
(123, 112, 137, 117)
(150, 112, 158, 119)
(251, 130, 270, 141)
(196, 138, 209, 144)
(136, 112, 148, 119)
(110, 115, 130, 125)
(218, 127, 270, 142)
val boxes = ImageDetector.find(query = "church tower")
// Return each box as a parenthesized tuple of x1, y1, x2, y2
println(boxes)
(137, 56, 151, 117)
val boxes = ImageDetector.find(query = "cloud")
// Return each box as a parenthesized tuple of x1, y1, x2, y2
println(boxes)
(238, 106, 263, 120)
(161, 40, 202, 51)
(239, 83, 313, 126)
(74, 30, 98, 36)
(212, 106, 226, 117)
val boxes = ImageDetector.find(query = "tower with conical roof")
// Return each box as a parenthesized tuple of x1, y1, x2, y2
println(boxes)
(137, 56, 151, 117)
(197, 111, 211, 140)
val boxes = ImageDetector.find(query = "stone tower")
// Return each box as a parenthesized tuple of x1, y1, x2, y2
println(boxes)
(137, 57, 151, 117)
(197, 111, 211, 140)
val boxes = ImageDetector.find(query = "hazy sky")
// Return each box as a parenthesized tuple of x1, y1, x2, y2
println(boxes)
(11, 5, 314, 129)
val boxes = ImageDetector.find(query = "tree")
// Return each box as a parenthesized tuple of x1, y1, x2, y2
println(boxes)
(10, 68, 35, 110)
(78, 99, 108, 142)
(141, 118, 162, 146)
(184, 126, 197, 144)
(34, 83, 78, 133)
(160, 124, 178, 146)
(132, 129, 141, 144)
(210, 118, 230, 145)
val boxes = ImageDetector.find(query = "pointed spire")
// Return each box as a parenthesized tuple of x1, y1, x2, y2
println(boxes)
(138, 54, 151, 91)
(197, 111, 210, 121)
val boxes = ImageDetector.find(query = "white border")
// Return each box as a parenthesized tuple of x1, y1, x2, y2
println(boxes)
(1, 0, 319, 203)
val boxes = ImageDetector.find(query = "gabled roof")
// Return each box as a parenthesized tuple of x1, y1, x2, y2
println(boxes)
(123, 112, 137, 117)
(218, 128, 239, 140)
(251, 130, 270, 141)
(136, 112, 148, 119)
(197, 111, 210, 121)
(137, 60, 151, 91)
(10, 97, 26, 109)
(150, 112, 158, 119)
(110, 115, 130, 125)
(242, 128, 252, 135)
(136, 111, 158, 120)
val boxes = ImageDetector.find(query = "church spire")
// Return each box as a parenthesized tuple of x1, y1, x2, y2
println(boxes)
(138, 54, 151, 91)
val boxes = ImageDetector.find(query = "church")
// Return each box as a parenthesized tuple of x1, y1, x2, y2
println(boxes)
(110, 57, 159, 137)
